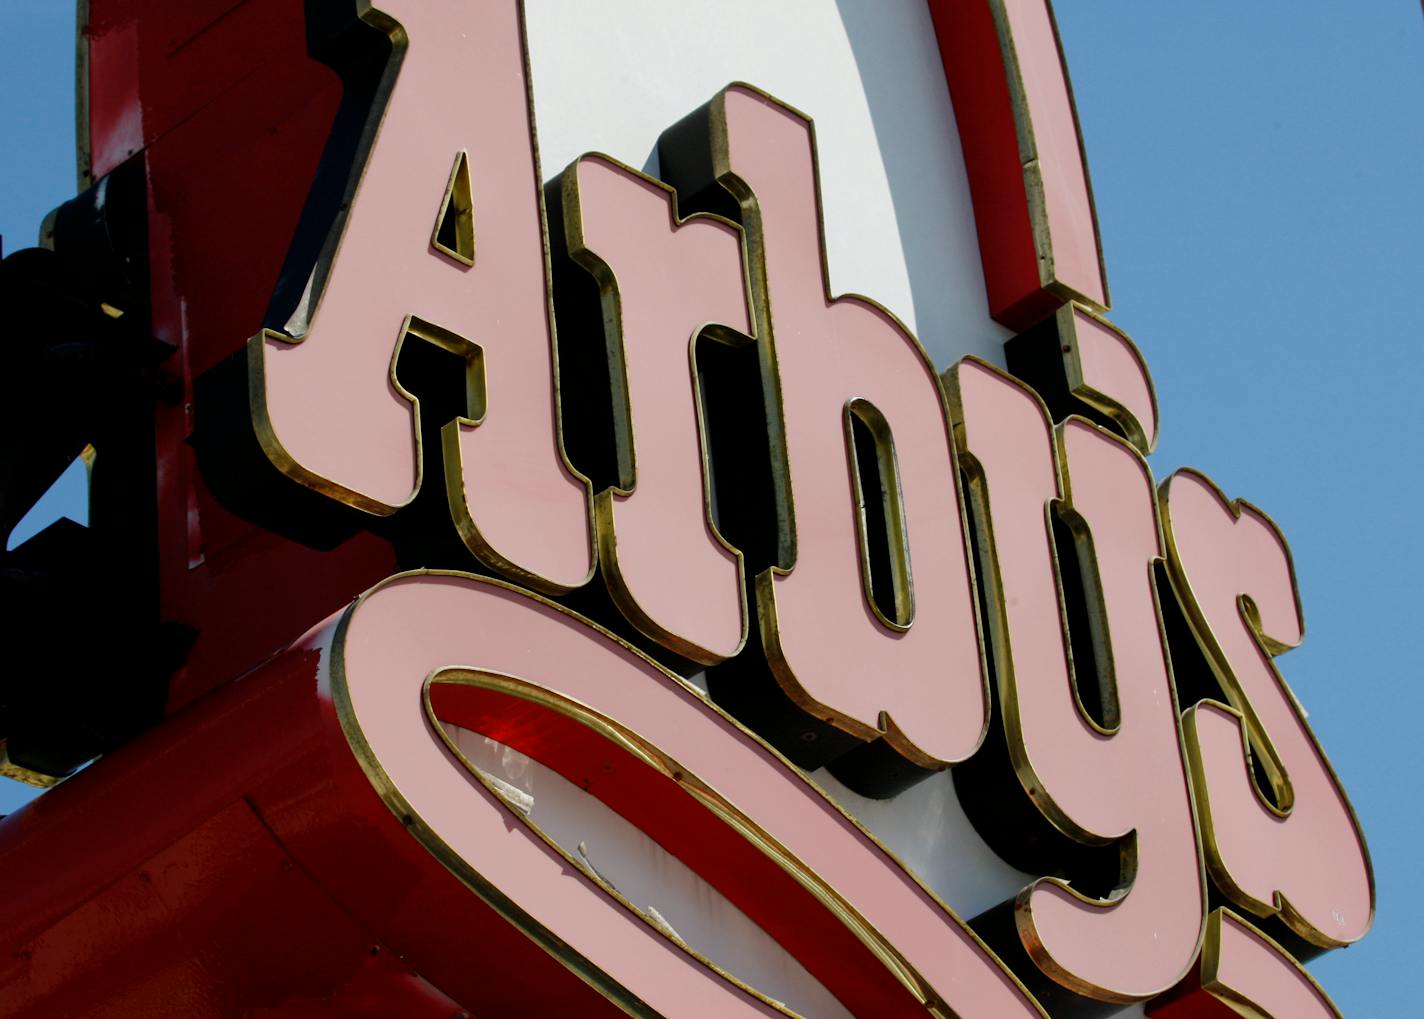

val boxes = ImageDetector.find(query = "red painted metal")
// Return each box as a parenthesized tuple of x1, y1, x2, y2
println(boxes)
(429, 680, 927, 1018)
(87, 0, 397, 714)
(926, 0, 1109, 328)
(0, 638, 629, 1016)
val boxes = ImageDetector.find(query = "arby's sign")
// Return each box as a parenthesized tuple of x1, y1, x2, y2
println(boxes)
(0, 2, 1370, 1016)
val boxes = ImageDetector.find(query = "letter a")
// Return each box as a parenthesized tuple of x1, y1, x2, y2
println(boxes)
(246, 0, 592, 592)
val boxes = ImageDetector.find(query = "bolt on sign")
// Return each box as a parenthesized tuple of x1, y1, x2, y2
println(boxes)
(0, 2, 1370, 1017)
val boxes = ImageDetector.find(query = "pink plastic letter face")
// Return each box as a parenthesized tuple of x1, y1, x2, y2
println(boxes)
(946, 358, 1204, 1004)
(327, 572, 1046, 1019)
(1148, 910, 1343, 1019)
(250, 0, 592, 592)
(1160, 470, 1373, 948)
(672, 85, 988, 772)
(1204, 911, 1343, 1018)
(1066, 306, 1158, 453)
(559, 156, 750, 663)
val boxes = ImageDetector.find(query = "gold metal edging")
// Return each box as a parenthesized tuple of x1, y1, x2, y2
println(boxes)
(438, 0, 599, 596)
(557, 151, 753, 663)
(693, 81, 992, 771)
(943, 357, 1208, 1002)
(1196, 909, 1345, 1018)
(983, 0, 1111, 311)
(1157, 468, 1376, 949)
(1057, 303, 1159, 455)
(328, 569, 1048, 1018)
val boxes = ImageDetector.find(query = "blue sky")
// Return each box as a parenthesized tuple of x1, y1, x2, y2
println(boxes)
(1055, 5, 1422, 1014)
(1, 3, 1418, 1014)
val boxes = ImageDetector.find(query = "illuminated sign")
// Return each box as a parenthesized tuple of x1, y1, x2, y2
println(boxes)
(0, 2, 1371, 1016)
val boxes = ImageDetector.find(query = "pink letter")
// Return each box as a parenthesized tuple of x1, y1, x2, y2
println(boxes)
(659, 84, 988, 778)
(557, 155, 750, 663)
(1160, 469, 1373, 948)
(249, 0, 592, 592)
(946, 358, 1204, 1004)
